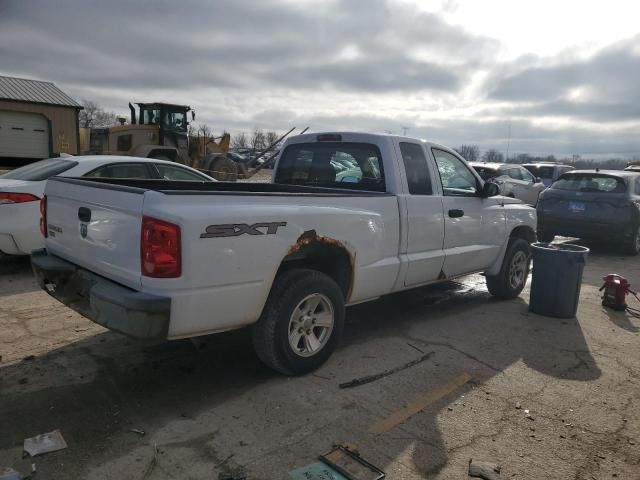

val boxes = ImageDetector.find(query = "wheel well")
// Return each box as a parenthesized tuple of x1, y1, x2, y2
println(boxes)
(510, 225, 536, 244)
(277, 230, 353, 300)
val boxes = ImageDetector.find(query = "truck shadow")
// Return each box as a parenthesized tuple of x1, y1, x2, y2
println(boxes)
(0, 279, 600, 478)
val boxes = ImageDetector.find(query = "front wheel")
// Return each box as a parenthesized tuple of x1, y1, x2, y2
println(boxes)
(486, 238, 531, 299)
(252, 269, 345, 375)
(623, 225, 640, 256)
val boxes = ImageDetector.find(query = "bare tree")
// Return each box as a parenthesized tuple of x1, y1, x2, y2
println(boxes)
(250, 128, 266, 154)
(232, 132, 248, 149)
(79, 100, 118, 127)
(265, 131, 279, 148)
(455, 144, 480, 162)
(483, 149, 504, 163)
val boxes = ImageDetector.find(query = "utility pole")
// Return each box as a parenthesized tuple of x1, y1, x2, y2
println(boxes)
(402, 126, 409, 136)
(505, 121, 511, 162)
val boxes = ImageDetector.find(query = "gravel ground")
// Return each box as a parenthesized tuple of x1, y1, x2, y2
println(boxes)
(1, 242, 639, 479)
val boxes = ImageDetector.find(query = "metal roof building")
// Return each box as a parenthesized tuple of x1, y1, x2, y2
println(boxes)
(0, 75, 82, 161)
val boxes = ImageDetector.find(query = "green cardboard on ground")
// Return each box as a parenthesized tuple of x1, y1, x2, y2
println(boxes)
(289, 462, 349, 480)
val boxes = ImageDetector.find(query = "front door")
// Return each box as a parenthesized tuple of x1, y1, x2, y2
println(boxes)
(431, 149, 506, 277)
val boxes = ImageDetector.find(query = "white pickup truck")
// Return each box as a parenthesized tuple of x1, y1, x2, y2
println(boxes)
(32, 132, 537, 375)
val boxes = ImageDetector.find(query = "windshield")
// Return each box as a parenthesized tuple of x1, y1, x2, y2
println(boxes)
(162, 110, 187, 132)
(1, 159, 77, 181)
(472, 166, 499, 180)
(551, 174, 627, 193)
(275, 142, 385, 191)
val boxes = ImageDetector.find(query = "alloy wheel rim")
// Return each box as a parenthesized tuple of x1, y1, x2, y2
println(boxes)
(288, 293, 334, 358)
(509, 251, 528, 289)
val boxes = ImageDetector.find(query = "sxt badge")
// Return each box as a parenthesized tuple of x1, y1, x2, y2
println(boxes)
(201, 222, 287, 238)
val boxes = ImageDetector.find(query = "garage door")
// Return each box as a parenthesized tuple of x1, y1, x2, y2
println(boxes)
(0, 111, 50, 158)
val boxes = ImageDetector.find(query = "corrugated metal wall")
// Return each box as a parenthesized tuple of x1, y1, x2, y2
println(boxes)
(0, 100, 78, 155)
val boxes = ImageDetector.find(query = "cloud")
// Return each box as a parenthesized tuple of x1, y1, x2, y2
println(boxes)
(487, 35, 640, 123)
(0, 0, 638, 158)
(0, 0, 494, 94)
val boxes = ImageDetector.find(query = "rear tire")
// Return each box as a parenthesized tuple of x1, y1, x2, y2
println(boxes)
(207, 156, 238, 182)
(486, 238, 531, 299)
(252, 268, 345, 376)
(623, 225, 640, 256)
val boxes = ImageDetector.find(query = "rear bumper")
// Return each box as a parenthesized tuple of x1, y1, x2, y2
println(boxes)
(31, 250, 170, 340)
(538, 217, 636, 241)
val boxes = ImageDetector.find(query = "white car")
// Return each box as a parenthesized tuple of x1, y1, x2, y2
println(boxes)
(0, 156, 213, 256)
(470, 162, 546, 206)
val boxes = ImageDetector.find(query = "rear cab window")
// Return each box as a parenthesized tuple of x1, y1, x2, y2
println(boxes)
(275, 142, 385, 191)
(552, 174, 627, 193)
(1, 158, 78, 181)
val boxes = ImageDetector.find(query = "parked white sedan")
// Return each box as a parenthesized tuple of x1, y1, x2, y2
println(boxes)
(0, 156, 214, 256)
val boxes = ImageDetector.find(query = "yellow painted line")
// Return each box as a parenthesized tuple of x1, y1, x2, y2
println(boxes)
(368, 372, 472, 435)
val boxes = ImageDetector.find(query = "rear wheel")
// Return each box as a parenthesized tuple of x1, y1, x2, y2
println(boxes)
(252, 268, 345, 375)
(206, 156, 238, 181)
(486, 238, 531, 299)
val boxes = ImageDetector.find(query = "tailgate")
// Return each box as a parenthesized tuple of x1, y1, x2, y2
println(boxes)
(44, 178, 144, 289)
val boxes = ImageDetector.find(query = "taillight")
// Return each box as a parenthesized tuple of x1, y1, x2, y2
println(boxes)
(40, 195, 48, 238)
(141, 216, 181, 278)
(0, 192, 40, 204)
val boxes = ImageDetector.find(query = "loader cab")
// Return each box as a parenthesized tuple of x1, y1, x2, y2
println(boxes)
(137, 103, 192, 147)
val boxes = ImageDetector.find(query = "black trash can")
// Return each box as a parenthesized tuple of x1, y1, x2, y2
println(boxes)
(529, 243, 590, 318)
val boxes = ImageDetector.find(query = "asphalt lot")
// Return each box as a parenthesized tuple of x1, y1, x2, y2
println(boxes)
(1, 244, 639, 479)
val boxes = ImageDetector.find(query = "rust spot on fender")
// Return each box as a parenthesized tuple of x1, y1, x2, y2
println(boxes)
(286, 229, 356, 301)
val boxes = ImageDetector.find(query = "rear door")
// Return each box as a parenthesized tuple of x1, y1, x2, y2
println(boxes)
(431, 149, 506, 276)
(395, 140, 445, 286)
(45, 179, 145, 289)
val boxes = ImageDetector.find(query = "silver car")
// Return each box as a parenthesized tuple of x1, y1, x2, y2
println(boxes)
(523, 163, 575, 187)
(470, 162, 546, 206)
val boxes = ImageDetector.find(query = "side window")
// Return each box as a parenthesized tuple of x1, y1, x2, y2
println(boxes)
(399, 142, 431, 195)
(508, 168, 523, 180)
(84, 163, 152, 179)
(520, 167, 535, 182)
(432, 149, 478, 196)
(636, 179, 640, 195)
(155, 164, 207, 181)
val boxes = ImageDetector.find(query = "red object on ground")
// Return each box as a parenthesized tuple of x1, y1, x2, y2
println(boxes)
(600, 274, 635, 311)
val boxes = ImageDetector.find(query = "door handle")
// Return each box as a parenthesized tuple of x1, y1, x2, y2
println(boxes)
(448, 209, 464, 218)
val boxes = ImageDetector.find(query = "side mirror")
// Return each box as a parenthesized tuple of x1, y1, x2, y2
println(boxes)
(481, 182, 500, 198)
(191, 111, 196, 121)
(535, 177, 542, 183)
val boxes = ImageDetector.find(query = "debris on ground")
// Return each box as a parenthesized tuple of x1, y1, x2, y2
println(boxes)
(23, 430, 67, 457)
(129, 428, 145, 436)
(141, 443, 158, 480)
(0, 468, 20, 480)
(468, 459, 501, 480)
(515, 402, 521, 410)
(339, 352, 434, 389)
(319, 445, 385, 479)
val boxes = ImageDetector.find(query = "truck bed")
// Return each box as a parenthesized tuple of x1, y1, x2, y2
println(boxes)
(52, 177, 393, 196)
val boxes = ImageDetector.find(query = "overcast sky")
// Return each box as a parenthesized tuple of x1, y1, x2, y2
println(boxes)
(1, 0, 639, 158)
